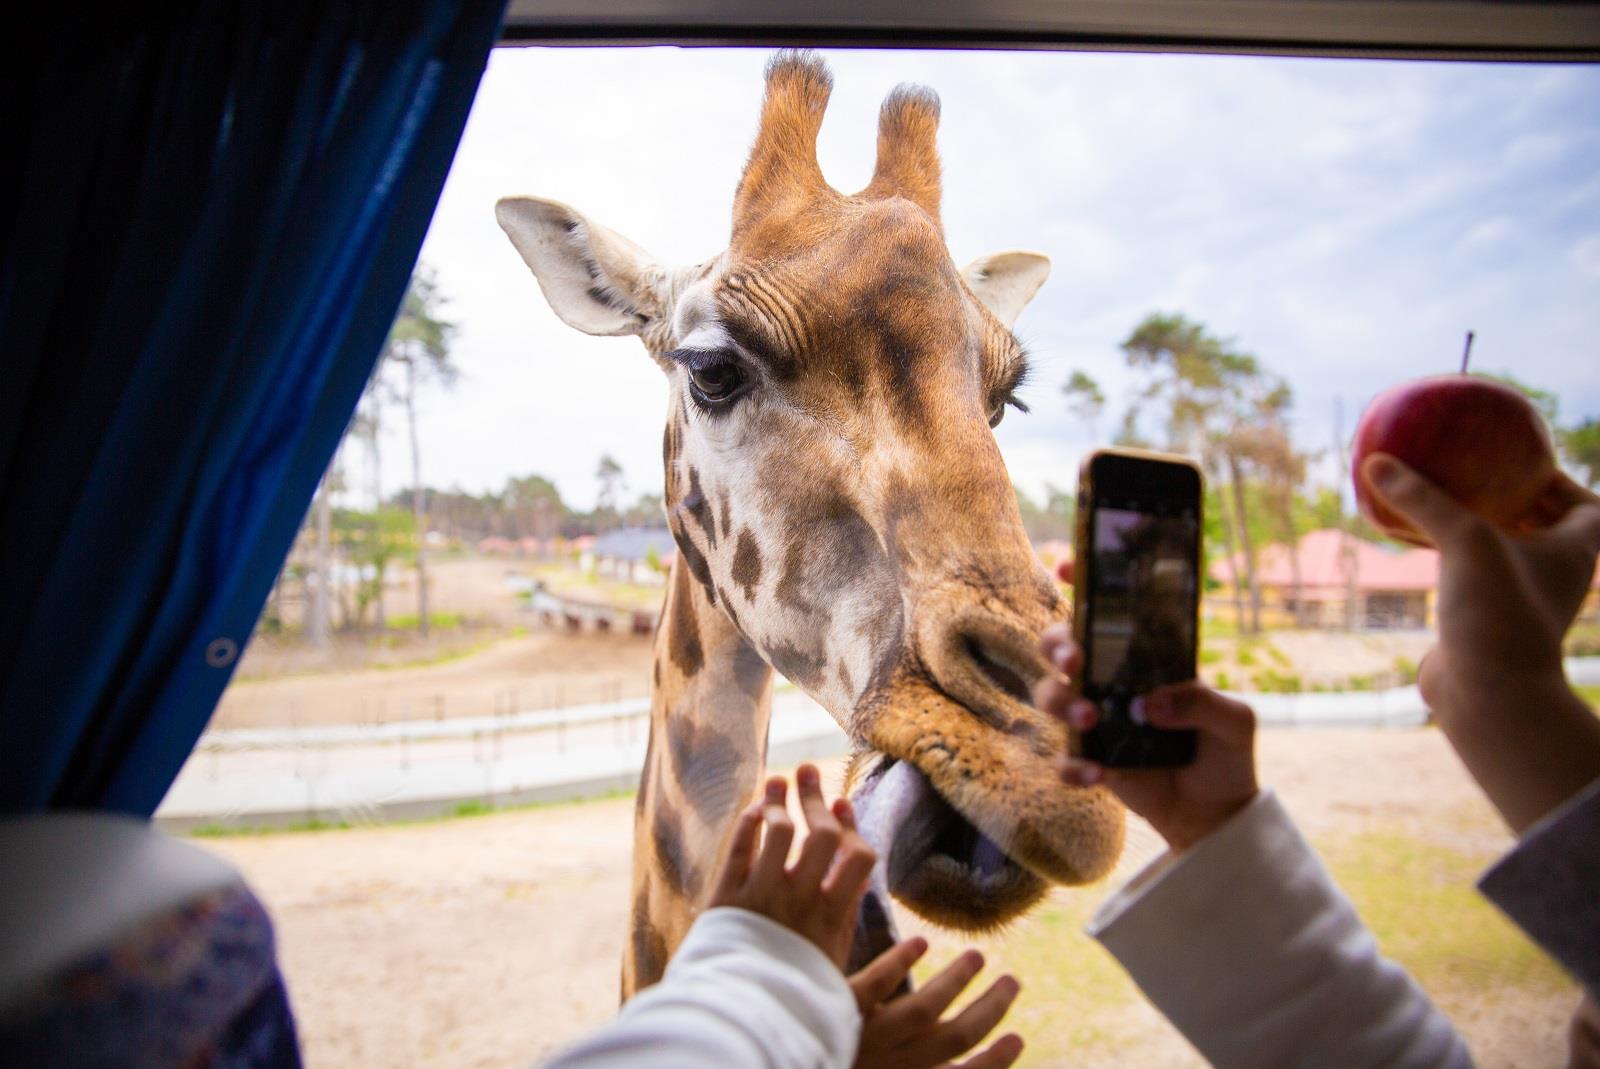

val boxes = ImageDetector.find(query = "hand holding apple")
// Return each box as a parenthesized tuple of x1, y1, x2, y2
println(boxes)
(1361, 453, 1600, 833)
(1351, 373, 1561, 547)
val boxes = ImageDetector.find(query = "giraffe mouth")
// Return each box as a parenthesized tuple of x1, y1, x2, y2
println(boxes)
(848, 755, 1045, 939)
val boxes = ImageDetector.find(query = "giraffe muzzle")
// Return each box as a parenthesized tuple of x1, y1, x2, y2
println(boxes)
(846, 752, 1048, 934)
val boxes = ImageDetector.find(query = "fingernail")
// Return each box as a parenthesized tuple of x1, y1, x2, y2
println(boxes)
(1367, 455, 1401, 491)
(1051, 645, 1073, 670)
(797, 765, 818, 787)
(1129, 695, 1147, 726)
(1066, 701, 1093, 730)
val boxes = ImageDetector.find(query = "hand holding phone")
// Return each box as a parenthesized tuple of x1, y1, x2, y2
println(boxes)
(1071, 448, 1203, 767)
(1034, 641, 1260, 853)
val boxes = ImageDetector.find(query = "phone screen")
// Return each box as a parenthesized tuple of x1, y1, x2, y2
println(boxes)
(1085, 506, 1199, 714)
(1077, 452, 1202, 766)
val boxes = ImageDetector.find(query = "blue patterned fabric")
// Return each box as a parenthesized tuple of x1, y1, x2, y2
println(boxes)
(0, 884, 301, 1069)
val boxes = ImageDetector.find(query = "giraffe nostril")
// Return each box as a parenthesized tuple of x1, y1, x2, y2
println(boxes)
(963, 635, 1032, 705)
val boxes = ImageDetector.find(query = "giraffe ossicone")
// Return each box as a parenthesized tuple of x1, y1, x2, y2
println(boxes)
(497, 50, 1125, 998)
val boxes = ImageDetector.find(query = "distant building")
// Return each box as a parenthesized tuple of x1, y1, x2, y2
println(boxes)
(585, 527, 677, 585)
(1212, 527, 1600, 630)
(1211, 529, 1439, 630)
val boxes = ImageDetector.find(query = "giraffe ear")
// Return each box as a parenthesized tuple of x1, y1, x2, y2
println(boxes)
(495, 196, 669, 338)
(963, 251, 1051, 329)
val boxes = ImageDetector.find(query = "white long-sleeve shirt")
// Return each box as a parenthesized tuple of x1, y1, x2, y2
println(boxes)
(1088, 789, 1473, 1068)
(539, 907, 859, 1069)
(541, 781, 1599, 1069)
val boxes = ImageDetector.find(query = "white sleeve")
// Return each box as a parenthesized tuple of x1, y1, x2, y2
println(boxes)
(1477, 775, 1600, 997)
(538, 907, 860, 1069)
(1086, 790, 1472, 1069)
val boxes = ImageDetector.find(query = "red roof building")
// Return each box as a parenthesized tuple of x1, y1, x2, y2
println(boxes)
(1211, 529, 1439, 630)
(1211, 527, 1600, 630)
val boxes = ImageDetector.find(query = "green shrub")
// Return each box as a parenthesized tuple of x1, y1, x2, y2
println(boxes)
(1253, 669, 1303, 694)
(1236, 648, 1258, 668)
(1565, 622, 1600, 657)
(1393, 656, 1420, 686)
(387, 611, 464, 631)
(1214, 671, 1232, 691)
(1198, 648, 1223, 666)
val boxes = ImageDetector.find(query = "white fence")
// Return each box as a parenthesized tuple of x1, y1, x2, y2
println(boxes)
(155, 658, 1600, 831)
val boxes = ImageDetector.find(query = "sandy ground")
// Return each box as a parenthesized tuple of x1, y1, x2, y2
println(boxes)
(201, 729, 1579, 1069)
(214, 631, 656, 729)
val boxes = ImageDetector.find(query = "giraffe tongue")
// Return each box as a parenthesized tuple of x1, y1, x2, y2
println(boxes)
(844, 760, 929, 980)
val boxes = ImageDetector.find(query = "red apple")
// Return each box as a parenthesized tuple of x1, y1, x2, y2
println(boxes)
(1352, 374, 1559, 548)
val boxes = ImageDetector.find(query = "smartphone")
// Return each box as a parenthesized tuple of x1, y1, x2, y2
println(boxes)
(1072, 448, 1203, 768)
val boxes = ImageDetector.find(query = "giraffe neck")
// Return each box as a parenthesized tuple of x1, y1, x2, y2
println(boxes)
(624, 555, 774, 997)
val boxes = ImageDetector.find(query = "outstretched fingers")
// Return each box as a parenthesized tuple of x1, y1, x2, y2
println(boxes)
(751, 776, 794, 888)
(790, 764, 844, 890)
(708, 799, 765, 904)
(912, 975, 1022, 1064)
(950, 1032, 1026, 1069)
(876, 950, 985, 1035)
(849, 937, 929, 1013)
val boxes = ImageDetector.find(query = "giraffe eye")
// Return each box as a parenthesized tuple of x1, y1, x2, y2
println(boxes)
(989, 393, 1028, 429)
(688, 362, 746, 406)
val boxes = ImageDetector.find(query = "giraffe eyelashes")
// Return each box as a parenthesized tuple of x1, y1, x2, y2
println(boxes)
(667, 347, 752, 410)
(989, 395, 1030, 429)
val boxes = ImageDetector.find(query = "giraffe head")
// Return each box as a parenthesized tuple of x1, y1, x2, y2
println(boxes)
(497, 52, 1123, 940)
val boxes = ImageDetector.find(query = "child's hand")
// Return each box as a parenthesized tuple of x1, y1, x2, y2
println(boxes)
(1362, 455, 1600, 832)
(1363, 455, 1600, 707)
(849, 938, 1024, 1069)
(705, 763, 878, 971)
(1035, 629, 1258, 853)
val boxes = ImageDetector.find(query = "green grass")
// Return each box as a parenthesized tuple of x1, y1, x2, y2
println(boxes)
(930, 892, 1148, 1063)
(384, 611, 464, 632)
(183, 786, 635, 838)
(1320, 830, 1570, 998)
(367, 634, 501, 670)
(954, 822, 1571, 1065)
(1565, 621, 1600, 657)
(1252, 668, 1304, 693)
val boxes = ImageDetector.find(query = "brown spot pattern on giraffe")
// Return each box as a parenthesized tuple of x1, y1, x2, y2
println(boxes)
(630, 890, 668, 992)
(684, 467, 717, 547)
(667, 710, 760, 825)
(731, 528, 762, 601)
(652, 801, 700, 898)
(667, 563, 703, 678)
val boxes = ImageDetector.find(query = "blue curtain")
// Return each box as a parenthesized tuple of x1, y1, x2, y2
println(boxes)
(0, 2, 506, 814)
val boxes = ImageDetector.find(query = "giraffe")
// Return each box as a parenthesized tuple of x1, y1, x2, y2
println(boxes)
(497, 51, 1125, 998)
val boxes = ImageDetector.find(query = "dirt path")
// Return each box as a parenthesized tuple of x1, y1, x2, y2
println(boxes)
(202, 730, 1575, 1068)
(212, 631, 656, 730)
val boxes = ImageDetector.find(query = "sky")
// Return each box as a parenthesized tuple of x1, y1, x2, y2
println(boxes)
(371, 46, 1600, 513)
